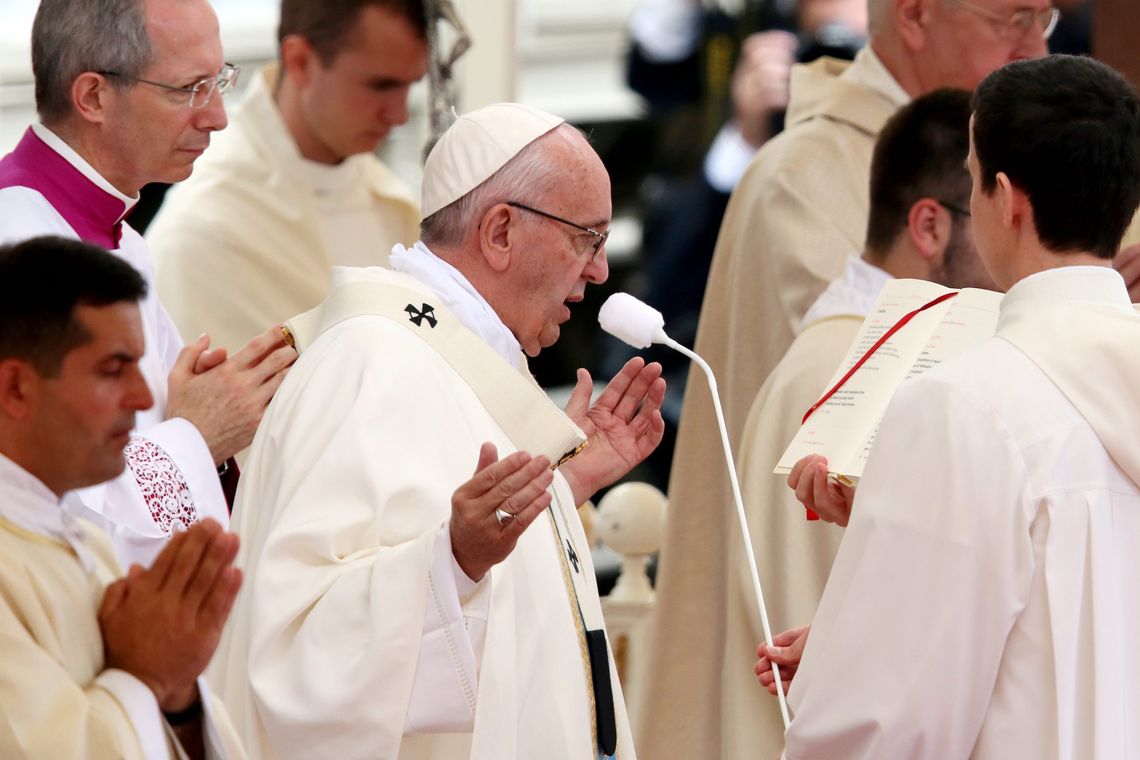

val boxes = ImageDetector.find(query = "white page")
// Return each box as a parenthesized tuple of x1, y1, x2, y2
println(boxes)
(774, 279, 955, 477)
(842, 287, 1003, 480)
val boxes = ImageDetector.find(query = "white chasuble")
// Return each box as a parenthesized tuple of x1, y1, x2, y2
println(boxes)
(210, 266, 634, 759)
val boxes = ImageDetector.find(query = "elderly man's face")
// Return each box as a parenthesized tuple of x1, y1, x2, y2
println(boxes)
(921, 0, 1050, 91)
(26, 303, 153, 494)
(291, 5, 428, 164)
(505, 133, 612, 357)
(99, 0, 227, 194)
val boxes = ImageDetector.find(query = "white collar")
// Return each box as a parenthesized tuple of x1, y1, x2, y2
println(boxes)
(389, 242, 524, 368)
(1000, 265, 1131, 316)
(842, 45, 911, 110)
(31, 123, 139, 218)
(0, 452, 97, 572)
(801, 253, 893, 329)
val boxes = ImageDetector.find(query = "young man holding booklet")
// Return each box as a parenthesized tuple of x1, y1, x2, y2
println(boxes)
(724, 87, 994, 757)
(767, 55, 1140, 759)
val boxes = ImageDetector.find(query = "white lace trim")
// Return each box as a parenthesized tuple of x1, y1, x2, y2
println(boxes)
(125, 438, 198, 535)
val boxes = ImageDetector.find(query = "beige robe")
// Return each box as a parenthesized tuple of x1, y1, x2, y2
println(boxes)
(148, 65, 420, 352)
(638, 52, 904, 758)
(722, 316, 856, 757)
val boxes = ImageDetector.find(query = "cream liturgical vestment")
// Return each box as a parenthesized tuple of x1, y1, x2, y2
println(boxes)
(640, 48, 908, 758)
(0, 455, 243, 759)
(785, 266, 1140, 759)
(149, 64, 420, 351)
(0, 125, 228, 570)
(210, 260, 634, 759)
(724, 255, 889, 758)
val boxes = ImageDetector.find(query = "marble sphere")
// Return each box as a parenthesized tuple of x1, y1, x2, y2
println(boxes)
(596, 482, 667, 556)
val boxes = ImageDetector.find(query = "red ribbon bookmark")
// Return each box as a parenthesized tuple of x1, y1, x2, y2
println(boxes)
(798, 290, 959, 520)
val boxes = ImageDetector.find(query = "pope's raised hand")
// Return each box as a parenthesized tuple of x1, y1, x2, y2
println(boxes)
(787, 454, 855, 526)
(450, 442, 554, 581)
(560, 357, 666, 505)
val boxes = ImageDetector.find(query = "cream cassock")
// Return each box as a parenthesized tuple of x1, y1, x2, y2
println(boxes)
(639, 47, 909, 759)
(725, 253, 891, 757)
(0, 454, 243, 759)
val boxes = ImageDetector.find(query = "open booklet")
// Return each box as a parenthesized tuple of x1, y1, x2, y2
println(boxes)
(774, 278, 1003, 485)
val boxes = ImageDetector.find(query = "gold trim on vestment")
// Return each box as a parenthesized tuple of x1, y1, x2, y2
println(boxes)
(556, 440, 588, 469)
(0, 516, 73, 554)
(546, 491, 599, 753)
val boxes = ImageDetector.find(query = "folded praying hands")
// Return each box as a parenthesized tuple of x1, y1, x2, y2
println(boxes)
(99, 518, 242, 713)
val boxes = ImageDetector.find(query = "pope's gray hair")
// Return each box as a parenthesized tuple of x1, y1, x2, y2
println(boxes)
(32, 0, 155, 124)
(420, 123, 581, 248)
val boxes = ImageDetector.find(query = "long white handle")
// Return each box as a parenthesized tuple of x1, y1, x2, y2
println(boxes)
(663, 336, 791, 729)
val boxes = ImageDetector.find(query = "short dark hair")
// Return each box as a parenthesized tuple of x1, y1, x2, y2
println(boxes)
(865, 88, 973, 254)
(278, 0, 427, 65)
(0, 236, 147, 376)
(972, 55, 1140, 259)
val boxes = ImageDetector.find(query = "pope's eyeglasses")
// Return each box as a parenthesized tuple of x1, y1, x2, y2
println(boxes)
(507, 201, 609, 261)
(944, 0, 1060, 40)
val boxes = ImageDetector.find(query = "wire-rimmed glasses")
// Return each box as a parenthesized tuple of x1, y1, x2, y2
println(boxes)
(944, 0, 1060, 40)
(506, 201, 610, 261)
(98, 63, 240, 109)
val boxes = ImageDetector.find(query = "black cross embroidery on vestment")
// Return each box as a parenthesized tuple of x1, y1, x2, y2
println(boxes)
(404, 303, 438, 328)
(566, 539, 580, 573)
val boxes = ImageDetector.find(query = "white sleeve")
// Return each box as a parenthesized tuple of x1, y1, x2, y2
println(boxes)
(782, 376, 1037, 758)
(75, 417, 226, 569)
(94, 670, 168, 759)
(198, 677, 245, 760)
(404, 523, 492, 734)
(99, 674, 243, 760)
(703, 123, 759, 194)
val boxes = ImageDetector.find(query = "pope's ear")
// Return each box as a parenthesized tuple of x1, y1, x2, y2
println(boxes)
(478, 203, 514, 273)
(0, 359, 40, 422)
(895, 0, 933, 53)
